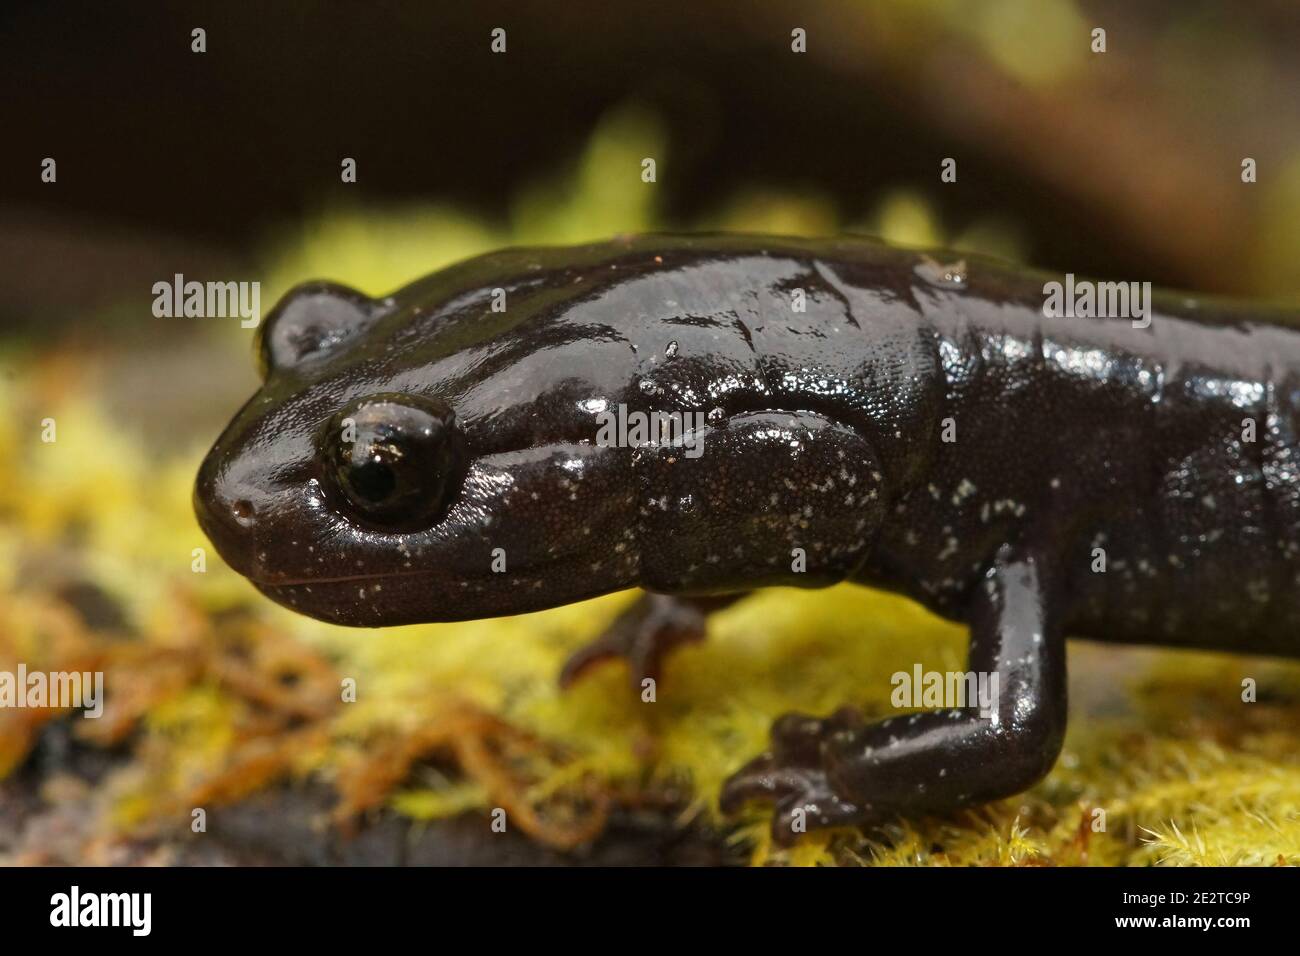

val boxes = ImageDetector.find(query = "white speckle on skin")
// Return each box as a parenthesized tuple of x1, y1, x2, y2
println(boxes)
(951, 479, 977, 506)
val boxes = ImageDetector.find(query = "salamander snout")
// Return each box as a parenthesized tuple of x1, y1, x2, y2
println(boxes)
(193, 451, 264, 580)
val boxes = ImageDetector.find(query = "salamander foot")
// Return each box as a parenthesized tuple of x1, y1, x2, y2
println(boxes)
(559, 592, 739, 692)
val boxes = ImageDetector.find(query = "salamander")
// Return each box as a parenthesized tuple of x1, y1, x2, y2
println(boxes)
(194, 234, 1300, 845)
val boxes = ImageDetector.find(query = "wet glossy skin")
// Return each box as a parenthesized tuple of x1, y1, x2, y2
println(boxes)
(196, 234, 1300, 844)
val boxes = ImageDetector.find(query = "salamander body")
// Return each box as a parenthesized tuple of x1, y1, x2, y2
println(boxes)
(195, 235, 1300, 843)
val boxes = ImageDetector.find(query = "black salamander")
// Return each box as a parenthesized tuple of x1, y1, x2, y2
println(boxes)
(195, 235, 1300, 844)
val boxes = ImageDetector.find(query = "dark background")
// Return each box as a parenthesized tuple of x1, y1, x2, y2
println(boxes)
(4, 0, 1299, 333)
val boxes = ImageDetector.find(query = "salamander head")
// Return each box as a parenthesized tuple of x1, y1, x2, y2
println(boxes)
(196, 238, 907, 626)
(194, 249, 660, 626)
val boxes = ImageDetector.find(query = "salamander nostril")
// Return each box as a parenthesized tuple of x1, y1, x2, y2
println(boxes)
(193, 467, 261, 581)
(231, 499, 256, 525)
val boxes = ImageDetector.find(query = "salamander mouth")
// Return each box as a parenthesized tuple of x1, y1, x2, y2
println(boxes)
(251, 567, 443, 587)
(252, 577, 457, 626)
(252, 568, 595, 627)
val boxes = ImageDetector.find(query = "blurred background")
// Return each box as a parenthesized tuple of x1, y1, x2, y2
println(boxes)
(2, 1, 1300, 866)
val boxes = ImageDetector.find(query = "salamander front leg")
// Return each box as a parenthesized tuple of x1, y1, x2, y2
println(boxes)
(720, 547, 1067, 846)
(560, 592, 744, 691)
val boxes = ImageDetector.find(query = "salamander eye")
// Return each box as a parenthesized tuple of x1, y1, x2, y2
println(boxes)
(324, 394, 465, 529)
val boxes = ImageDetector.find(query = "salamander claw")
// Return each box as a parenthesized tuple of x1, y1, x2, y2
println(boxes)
(718, 756, 796, 810)
(559, 593, 710, 692)
(721, 707, 870, 845)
